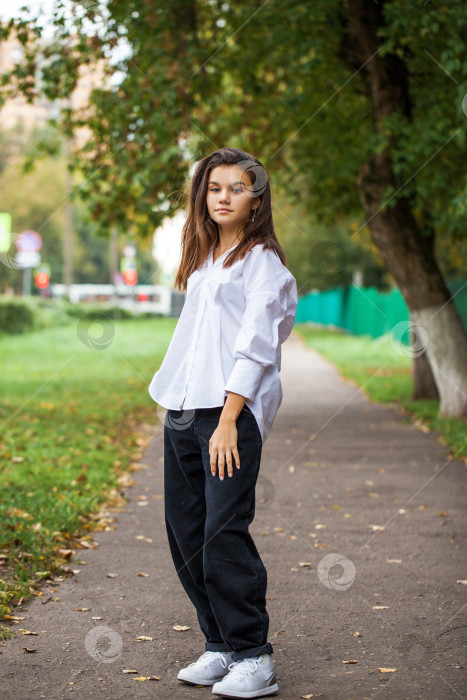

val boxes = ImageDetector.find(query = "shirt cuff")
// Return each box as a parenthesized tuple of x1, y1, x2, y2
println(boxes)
(224, 358, 267, 402)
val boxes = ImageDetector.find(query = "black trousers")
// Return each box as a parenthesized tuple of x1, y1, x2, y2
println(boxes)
(163, 402, 274, 661)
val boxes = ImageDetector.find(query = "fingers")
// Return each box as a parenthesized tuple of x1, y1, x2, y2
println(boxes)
(217, 451, 231, 480)
(210, 449, 240, 480)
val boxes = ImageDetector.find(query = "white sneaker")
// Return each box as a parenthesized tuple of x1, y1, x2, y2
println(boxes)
(177, 650, 234, 686)
(212, 654, 279, 698)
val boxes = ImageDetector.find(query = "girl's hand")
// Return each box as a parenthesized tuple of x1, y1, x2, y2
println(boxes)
(209, 419, 241, 480)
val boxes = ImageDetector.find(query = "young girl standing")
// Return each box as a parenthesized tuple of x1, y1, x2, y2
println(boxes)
(149, 147, 298, 698)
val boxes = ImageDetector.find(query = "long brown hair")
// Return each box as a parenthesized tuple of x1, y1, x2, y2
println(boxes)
(173, 147, 288, 292)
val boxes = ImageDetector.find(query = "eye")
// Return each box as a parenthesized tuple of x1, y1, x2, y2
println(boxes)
(233, 187, 243, 194)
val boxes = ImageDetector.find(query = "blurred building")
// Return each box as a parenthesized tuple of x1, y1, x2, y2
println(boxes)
(0, 32, 105, 146)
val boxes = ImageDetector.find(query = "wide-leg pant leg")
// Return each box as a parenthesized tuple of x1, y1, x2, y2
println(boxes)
(163, 410, 231, 651)
(194, 405, 274, 662)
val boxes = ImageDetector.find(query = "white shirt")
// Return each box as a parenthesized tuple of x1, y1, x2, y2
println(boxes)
(148, 242, 298, 445)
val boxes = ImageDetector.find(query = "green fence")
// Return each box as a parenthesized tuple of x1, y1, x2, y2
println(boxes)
(296, 279, 467, 338)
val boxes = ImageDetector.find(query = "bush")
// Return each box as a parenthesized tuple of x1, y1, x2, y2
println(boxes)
(0, 298, 35, 334)
(0, 297, 143, 336)
(65, 304, 136, 320)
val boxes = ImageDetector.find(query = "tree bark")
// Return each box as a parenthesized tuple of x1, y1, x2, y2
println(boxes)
(338, 0, 467, 419)
(412, 343, 439, 401)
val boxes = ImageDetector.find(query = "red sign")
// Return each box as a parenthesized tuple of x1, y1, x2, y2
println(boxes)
(35, 271, 49, 289)
(123, 269, 137, 286)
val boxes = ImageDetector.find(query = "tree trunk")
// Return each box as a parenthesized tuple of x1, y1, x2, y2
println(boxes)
(412, 341, 439, 400)
(338, 0, 467, 419)
(411, 224, 438, 400)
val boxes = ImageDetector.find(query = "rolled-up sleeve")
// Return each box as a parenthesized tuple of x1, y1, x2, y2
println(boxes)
(224, 247, 298, 401)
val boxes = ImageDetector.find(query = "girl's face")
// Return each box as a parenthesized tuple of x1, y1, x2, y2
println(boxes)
(206, 165, 258, 233)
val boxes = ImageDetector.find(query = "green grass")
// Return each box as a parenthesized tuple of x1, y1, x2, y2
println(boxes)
(293, 324, 467, 460)
(0, 316, 177, 627)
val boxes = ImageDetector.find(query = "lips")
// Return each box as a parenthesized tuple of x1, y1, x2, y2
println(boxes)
(216, 209, 232, 212)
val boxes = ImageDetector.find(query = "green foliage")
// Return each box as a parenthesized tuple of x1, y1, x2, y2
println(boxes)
(0, 296, 140, 335)
(0, 0, 465, 266)
(64, 304, 136, 319)
(0, 298, 35, 334)
(0, 296, 74, 334)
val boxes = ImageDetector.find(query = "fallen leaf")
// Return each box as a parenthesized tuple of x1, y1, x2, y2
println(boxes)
(378, 667, 397, 673)
(19, 629, 38, 635)
(74, 607, 89, 612)
(137, 572, 149, 577)
(122, 669, 139, 674)
(135, 535, 153, 543)
(353, 631, 361, 637)
(301, 695, 314, 699)
(298, 562, 313, 567)
(437, 511, 449, 517)
(133, 677, 148, 681)
(369, 525, 385, 531)
(58, 549, 74, 559)
(342, 659, 358, 664)
(6, 506, 32, 518)
(135, 636, 153, 641)
(372, 605, 389, 610)
(3, 615, 24, 622)
(315, 524, 325, 529)
(456, 580, 467, 585)
(91, 616, 104, 620)
(107, 573, 118, 578)
(289, 465, 295, 473)
(173, 625, 191, 632)
(274, 527, 284, 532)
(386, 559, 402, 564)
(23, 647, 37, 653)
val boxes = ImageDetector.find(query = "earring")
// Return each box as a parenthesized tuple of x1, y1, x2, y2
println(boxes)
(251, 208, 257, 223)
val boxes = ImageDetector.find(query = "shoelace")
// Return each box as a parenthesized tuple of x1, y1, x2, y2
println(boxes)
(188, 651, 230, 670)
(226, 656, 262, 679)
